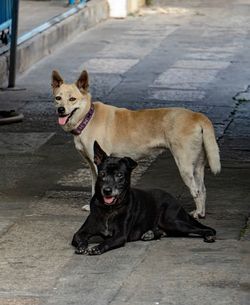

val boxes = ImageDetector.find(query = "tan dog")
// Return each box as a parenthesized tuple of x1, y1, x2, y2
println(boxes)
(51, 70, 220, 218)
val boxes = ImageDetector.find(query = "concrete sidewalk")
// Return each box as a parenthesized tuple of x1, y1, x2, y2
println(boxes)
(18, 0, 72, 36)
(0, 0, 249, 304)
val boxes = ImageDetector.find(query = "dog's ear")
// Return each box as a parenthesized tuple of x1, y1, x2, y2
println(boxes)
(76, 70, 89, 91)
(51, 70, 64, 89)
(93, 141, 107, 166)
(123, 157, 138, 170)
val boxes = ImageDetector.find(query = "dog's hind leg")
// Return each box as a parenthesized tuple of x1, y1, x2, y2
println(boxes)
(141, 228, 167, 241)
(160, 207, 216, 243)
(176, 163, 201, 218)
(185, 213, 216, 242)
(173, 219, 216, 242)
(192, 151, 206, 218)
(141, 230, 155, 241)
(171, 145, 205, 219)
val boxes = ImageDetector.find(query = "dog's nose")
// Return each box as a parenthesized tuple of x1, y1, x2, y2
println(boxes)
(103, 187, 112, 196)
(58, 107, 65, 114)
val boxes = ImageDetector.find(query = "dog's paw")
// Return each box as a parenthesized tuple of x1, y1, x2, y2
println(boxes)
(86, 245, 102, 255)
(75, 246, 88, 255)
(141, 230, 155, 241)
(190, 210, 205, 219)
(204, 235, 216, 243)
(81, 204, 90, 212)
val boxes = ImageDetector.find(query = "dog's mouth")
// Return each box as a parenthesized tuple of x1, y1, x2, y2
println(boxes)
(103, 196, 117, 206)
(58, 108, 78, 126)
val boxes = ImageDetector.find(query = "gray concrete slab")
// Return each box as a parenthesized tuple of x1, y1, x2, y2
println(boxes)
(19, 0, 70, 36)
(83, 58, 140, 74)
(0, 132, 54, 154)
(149, 88, 206, 102)
(153, 68, 220, 90)
(172, 60, 231, 70)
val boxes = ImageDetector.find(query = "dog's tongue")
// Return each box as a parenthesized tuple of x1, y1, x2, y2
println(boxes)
(58, 115, 69, 126)
(103, 196, 115, 205)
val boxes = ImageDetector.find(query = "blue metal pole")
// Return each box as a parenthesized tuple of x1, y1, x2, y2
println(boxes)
(8, 0, 19, 88)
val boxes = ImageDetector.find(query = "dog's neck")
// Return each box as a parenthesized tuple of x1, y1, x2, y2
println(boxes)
(71, 103, 94, 136)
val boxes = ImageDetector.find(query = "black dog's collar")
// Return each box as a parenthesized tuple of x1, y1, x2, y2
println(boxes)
(71, 103, 94, 136)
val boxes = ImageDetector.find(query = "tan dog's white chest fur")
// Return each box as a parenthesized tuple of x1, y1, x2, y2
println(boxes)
(52, 70, 221, 219)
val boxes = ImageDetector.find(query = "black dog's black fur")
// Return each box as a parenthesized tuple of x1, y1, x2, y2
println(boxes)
(72, 141, 216, 255)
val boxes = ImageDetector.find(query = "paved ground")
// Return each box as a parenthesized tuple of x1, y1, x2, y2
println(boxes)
(19, 0, 70, 36)
(0, 0, 250, 304)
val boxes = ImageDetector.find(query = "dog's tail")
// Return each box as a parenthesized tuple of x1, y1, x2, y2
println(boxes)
(200, 114, 221, 175)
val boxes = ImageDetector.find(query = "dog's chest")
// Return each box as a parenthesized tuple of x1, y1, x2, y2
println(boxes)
(74, 136, 90, 157)
(101, 212, 117, 237)
(74, 137, 84, 151)
(102, 218, 112, 237)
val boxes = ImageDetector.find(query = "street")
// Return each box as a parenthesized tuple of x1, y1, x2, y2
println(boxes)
(0, 1, 249, 304)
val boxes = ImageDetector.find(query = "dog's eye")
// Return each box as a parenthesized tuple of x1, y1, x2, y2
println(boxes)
(99, 171, 105, 178)
(69, 97, 76, 102)
(55, 96, 61, 101)
(116, 172, 124, 178)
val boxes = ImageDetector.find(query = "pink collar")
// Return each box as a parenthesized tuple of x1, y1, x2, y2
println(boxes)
(71, 103, 94, 136)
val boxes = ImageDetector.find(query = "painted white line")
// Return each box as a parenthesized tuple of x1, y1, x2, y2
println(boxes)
(82, 58, 139, 74)
(172, 60, 230, 70)
(153, 68, 218, 90)
(149, 89, 206, 102)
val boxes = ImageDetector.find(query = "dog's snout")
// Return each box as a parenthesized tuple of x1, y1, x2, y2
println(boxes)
(103, 187, 112, 196)
(58, 107, 65, 114)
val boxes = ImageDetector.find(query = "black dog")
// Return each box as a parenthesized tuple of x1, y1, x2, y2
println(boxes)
(72, 141, 216, 255)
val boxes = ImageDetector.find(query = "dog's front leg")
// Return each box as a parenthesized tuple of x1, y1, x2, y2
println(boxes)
(86, 158, 97, 195)
(72, 216, 96, 254)
(82, 158, 97, 211)
(72, 230, 90, 254)
(73, 237, 89, 255)
(87, 235, 127, 255)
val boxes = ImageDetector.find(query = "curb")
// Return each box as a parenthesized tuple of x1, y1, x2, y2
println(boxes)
(0, 0, 110, 87)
